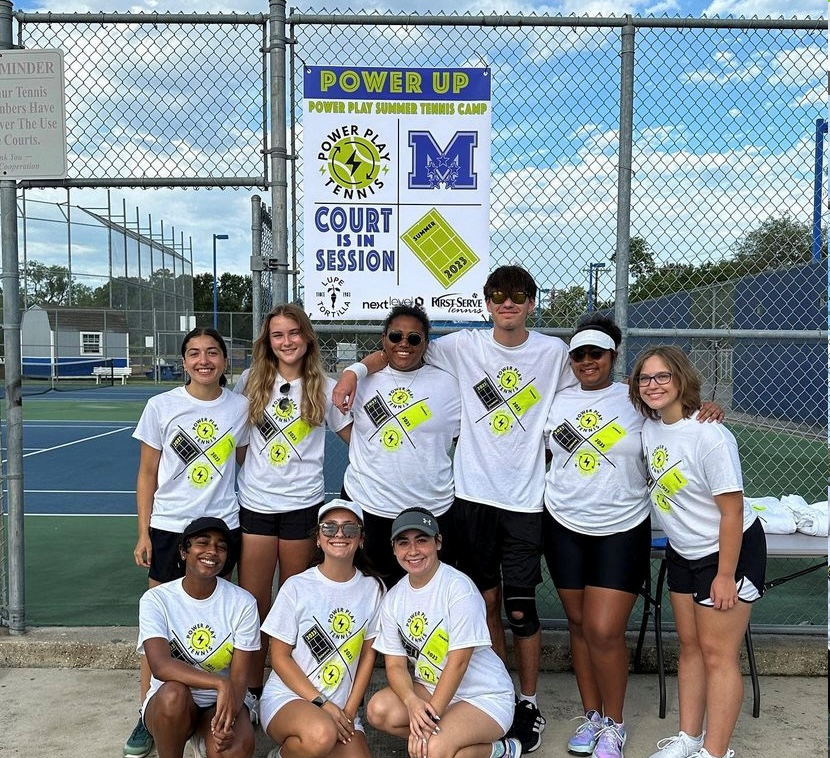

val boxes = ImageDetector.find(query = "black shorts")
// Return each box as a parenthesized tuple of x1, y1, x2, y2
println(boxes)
(666, 518, 767, 606)
(239, 503, 320, 539)
(542, 512, 651, 594)
(452, 496, 543, 592)
(148, 526, 241, 583)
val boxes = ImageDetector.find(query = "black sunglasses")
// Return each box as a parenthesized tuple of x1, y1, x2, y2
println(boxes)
(488, 290, 529, 305)
(319, 521, 362, 538)
(570, 347, 609, 362)
(277, 381, 291, 412)
(386, 330, 423, 346)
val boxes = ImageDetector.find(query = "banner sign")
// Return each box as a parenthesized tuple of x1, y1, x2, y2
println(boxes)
(302, 66, 491, 321)
(0, 49, 67, 179)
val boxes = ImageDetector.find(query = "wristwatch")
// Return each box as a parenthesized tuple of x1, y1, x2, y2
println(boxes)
(311, 693, 329, 707)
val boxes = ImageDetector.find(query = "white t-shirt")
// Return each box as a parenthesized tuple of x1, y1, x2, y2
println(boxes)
(544, 382, 650, 534)
(133, 387, 250, 532)
(426, 329, 575, 512)
(234, 371, 352, 512)
(641, 411, 756, 559)
(260, 566, 383, 712)
(372, 562, 514, 731)
(344, 364, 461, 517)
(138, 578, 260, 709)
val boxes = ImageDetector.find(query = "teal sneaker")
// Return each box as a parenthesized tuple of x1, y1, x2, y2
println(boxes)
(123, 717, 153, 758)
(567, 710, 603, 755)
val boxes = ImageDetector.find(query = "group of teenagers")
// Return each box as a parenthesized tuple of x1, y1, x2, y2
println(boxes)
(124, 265, 767, 758)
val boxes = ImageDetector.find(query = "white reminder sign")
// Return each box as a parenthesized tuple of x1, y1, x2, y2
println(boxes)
(0, 49, 67, 179)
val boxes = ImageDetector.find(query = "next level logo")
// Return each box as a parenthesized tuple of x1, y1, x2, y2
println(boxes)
(408, 131, 478, 190)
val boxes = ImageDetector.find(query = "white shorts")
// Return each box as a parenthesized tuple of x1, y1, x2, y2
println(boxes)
(260, 673, 365, 734)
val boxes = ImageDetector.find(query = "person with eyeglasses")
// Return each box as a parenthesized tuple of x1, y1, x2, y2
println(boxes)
(340, 304, 462, 586)
(542, 317, 724, 758)
(259, 499, 384, 758)
(233, 305, 353, 720)
(333, 265, 575, 754)
(125, 328, 250, 758)
(629, 346, 765, 758)
(367, 507, 521, 758)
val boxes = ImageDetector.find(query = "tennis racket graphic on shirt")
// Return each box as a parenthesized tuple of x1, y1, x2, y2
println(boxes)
(170, 425, 233, 481)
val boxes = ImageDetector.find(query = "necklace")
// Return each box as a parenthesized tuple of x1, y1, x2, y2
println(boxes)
(386, 365, 422, 406)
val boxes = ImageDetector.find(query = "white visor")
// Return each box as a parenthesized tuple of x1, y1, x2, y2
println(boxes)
(569, 329, 616, 352)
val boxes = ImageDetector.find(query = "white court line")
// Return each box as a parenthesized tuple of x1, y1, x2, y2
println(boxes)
(24, 513, 135, 517)
(25, 489, 135, 494)
(3, 426, 133, 462)
(21, 423, 133, 429)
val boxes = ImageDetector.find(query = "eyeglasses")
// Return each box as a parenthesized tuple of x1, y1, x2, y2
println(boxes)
(570, 347, 609, 362)
(487, 290, 528, 305)
(319, 521, 362, 538)
(635, 371, 673, 387)
(278, 381, 291, 412)
(386, 330, 423, 346)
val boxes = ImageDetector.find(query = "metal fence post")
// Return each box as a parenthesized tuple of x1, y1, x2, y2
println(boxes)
(268, 0, 288, 306)
(0, 0, 26, 633)
(251, 194, 263, 336)
(613, 16, 635, 376)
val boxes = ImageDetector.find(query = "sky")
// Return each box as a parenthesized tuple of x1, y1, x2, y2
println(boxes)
(6, 0, 827, 299)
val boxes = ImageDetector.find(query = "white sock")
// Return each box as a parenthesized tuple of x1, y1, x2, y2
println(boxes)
(519, 692, 537, 706)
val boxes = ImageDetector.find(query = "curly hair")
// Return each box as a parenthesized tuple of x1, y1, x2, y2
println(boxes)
(243, 304, 327, 427)
(628, 345, 701, 421)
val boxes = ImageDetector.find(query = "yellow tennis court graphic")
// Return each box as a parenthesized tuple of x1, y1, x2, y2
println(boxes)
(401, 208, 480, 289)
(206, 432, 235, 466)
(201, 641, 234, 673)
(590, 422, 627, 452)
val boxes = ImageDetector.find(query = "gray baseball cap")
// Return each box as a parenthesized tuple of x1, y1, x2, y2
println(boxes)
(390, 509, 440, 540)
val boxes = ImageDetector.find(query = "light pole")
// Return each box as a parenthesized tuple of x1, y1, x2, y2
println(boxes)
(587, 262, 606, 312)
(212, 233, 229, 330)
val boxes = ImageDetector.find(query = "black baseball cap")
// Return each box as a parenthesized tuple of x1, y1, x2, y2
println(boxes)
(181, 517, 232, 545)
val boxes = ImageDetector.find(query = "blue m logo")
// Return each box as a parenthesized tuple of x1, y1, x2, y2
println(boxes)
(408, 131, 478, 190)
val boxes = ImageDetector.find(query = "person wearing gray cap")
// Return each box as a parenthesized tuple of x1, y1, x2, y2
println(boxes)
(137, 517, 260, 758)
(258, 499, 384, 758)
(367, 507, 521, 758)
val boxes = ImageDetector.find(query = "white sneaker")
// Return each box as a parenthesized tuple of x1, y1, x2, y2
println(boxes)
(648, 731, 704, 758)
(188, 734, 206, 758)
(689, 750, 734, 758)
(245, 691, 261, 726)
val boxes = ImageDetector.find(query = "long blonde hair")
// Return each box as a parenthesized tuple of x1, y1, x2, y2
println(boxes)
(244, 305, 327, 426)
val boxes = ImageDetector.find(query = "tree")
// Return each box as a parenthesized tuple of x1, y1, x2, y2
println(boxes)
(193, 272, 214, 312)
(546, 285, 589, 328)
(21, 261, 94, 306)
(193, 272, 252, 313)
(627, 215, 827, 303)
(731, 213, 821, 272)
(610, 235, 656, 281)
(218, 273, 252, 312)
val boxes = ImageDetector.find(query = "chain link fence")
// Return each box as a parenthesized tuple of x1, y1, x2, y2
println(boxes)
(14, 13, 268, 185)
(287, 12, 827, 629)
(1, 10, 826, 631)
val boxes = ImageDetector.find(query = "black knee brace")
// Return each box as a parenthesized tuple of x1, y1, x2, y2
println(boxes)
(503, 585, 540, 637)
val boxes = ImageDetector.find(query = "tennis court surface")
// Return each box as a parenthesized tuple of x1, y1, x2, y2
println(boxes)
(3, 385, 826, 629)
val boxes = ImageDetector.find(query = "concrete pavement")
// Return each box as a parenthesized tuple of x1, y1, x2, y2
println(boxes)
(0, 627, 826, 758)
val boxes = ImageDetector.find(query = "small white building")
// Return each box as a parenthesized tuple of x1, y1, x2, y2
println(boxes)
(21, 305, 130, 378)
